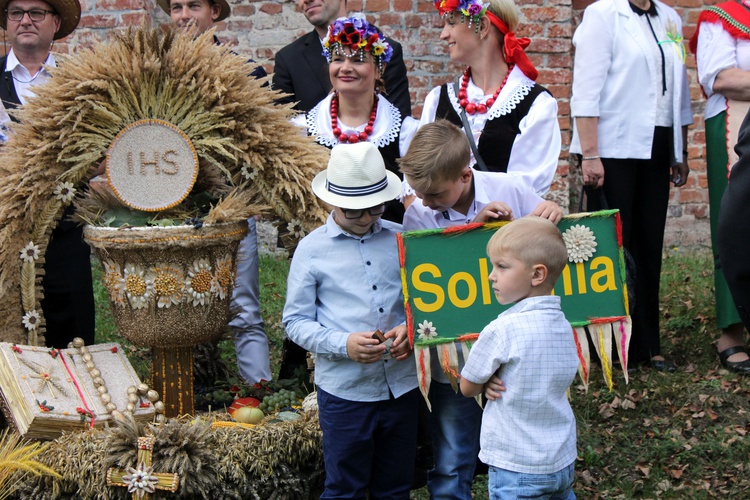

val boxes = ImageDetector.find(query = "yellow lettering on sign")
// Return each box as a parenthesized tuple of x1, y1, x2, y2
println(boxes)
(448, 272, 477, 309)
(412, 264, 444, 313)
(590, 256, 616, 292)
(479, 258, 493, 305)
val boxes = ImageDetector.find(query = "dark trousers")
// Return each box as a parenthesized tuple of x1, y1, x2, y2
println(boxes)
(317, 387, 419, 500)
(586, 126, 672, 363)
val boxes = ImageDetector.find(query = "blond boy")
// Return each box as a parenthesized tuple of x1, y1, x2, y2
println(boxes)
(460, 217, 578, 500)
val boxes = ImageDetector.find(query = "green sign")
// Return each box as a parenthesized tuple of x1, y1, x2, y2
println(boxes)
(398, 211, 628, 346)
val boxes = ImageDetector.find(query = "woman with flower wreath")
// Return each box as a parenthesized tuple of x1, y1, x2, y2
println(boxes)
(690, 2, 750, 376)
(571, 0, 692, 373)
(293, 16, 418, 224)
(413, 0, 559, 497)
(419, 0, 561, 197)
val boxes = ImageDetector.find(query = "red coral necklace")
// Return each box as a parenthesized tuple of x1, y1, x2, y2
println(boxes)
(458, 64, 514, 115)
(331, 93, 378, 144)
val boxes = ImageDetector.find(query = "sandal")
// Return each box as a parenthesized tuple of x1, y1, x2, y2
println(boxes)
(717, 345, 750, 376)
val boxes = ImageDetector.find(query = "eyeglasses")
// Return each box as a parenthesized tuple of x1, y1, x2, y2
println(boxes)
(5, 8, 56, 22)
(341, 204, 386, 220)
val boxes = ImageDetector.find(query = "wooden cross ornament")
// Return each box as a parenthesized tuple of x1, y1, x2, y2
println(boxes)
(106, 436, 180, 499)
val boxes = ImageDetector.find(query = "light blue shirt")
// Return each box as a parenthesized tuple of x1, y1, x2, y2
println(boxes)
(283, 213, 418, 401)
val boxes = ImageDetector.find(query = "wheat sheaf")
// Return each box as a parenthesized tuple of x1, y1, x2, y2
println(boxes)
(0, 26, 329, 344)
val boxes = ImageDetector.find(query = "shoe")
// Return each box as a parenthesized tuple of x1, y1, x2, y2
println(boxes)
(717, 346, 750, 376)
(649, 358, 677, 372)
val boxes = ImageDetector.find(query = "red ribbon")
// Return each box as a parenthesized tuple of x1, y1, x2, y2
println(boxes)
(60, 353, 95, 428)
(486, 11, 538, 81)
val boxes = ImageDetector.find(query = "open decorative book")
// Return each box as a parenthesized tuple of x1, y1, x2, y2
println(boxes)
(0, 342, 154, 440)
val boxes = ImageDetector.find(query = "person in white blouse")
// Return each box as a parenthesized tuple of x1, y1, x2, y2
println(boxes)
(292, 16, 418, 224)
(691, 2, 750, 376)
(418, 0, 561, 197)
(571, 0, 692, 372)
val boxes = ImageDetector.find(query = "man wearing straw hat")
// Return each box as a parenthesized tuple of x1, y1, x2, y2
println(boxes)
(156, 0, 272, 385)
(1, 0, 92, 350)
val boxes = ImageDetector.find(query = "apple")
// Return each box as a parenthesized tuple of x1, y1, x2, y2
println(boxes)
(233, 406, 264, 424)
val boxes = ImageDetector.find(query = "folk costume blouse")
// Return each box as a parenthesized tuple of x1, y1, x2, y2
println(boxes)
(418, 65, 561, 196)
(693, 4, 750, 120)
(570, 0, 693, 165)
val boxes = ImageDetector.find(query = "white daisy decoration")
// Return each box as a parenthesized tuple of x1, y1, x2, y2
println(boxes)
(53, 182, 77, 204)
(562, 224, 598, 263)
(240, 165, 258, 181)
(186, 258, 213, 306)
(122, 463, 159, 498)
(417, 320, 438, 341)
(19, 242, 40, 263)
(211, 255, 234, 300)
(287, 219, 306, 239)
(122, 264, 154, 310)
(22, 310, 41, 331)
(102, 261, 125, 305)
(148, 263, 185, 308)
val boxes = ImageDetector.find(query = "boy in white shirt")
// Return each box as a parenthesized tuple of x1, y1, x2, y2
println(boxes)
(399, 119, 562, 495)
(460, 216, 578, 499)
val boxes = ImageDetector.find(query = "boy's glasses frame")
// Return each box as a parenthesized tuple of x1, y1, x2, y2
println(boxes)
(5, 8, 56, 22)
(341, 204, 386, 219)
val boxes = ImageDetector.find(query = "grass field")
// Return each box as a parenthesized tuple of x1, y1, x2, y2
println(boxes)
(94, 248, 750, 498)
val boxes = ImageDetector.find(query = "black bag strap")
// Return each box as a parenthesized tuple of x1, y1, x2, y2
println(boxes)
(453, 81, 489, 172)
(578, 185, 609, 213)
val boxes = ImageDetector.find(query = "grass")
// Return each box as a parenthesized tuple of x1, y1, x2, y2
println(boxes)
(93, 248, 750, 498)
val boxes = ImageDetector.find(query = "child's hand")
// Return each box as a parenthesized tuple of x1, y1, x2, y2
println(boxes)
(472, 202, 514, 223)
(530, 201, 563, 224)
(385, 325, 412, 361)
(346, 332, 387, 363)
(484, 375, 506, 401)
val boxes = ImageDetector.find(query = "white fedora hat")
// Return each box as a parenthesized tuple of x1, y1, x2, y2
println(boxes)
(312, 142, 402, 210)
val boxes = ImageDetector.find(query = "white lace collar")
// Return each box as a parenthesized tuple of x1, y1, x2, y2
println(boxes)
(446, 65, 534, 120)
(306, 93, 402, 148)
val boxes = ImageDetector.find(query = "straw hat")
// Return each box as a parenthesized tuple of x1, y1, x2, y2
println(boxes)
(312, 142, 401, 209)
(0, 0, 81, 39)
(155, 0, 230, 23)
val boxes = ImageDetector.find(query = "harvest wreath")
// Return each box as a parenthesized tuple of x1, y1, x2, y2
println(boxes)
(0, 26, 329, 348)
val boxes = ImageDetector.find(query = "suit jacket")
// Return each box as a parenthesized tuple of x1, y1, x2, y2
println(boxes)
(272, 29, 411, 117)
(718, 109, 750, 330)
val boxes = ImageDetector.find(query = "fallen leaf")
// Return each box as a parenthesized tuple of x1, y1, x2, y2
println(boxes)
(636, 464, 650, 477)
(669, 469, 684, 479)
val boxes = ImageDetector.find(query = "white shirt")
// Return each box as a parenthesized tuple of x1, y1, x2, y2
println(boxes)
(5, 49, 55, 105)
(417, 65, 561, 197)
(461, 296, 578, 474)
(403, 170, 544, 229)
(696, 21, 750, 120)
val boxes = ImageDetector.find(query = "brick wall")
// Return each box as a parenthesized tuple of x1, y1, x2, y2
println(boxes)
(1, 0, 715, 247)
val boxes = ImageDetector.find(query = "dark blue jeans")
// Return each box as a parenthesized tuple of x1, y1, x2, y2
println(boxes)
(317, 387, 419, 499)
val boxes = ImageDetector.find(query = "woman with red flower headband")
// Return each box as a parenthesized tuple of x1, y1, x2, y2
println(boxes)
(409, 0, 561, 498)
(417, 0, 561, 197)
(293, 16, 418, 223)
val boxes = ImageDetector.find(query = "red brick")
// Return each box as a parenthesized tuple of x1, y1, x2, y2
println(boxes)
(531, 38, 571, 53)
(379, 13, 401, 26)
(97, 0, 144, 10)
(393, 0, 412, 12)
(121, 12, 149, 25)
(548, 24, 573, 38)
(524, 6, 570, 22)
(367, 0, 389, 12)
(260, 3, 282, 14)
(79, 14, 118, 28)
(547, 54, 572, 68)
(232, 5, 256, 16)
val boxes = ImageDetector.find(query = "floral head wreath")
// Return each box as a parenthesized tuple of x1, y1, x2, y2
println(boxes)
(434, 0, 489, 31)
(322, 17, 393, 72)
(434, 0, 538, 81)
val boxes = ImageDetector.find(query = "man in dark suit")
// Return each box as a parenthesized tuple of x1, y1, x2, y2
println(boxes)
(718, 109, 750, 336)
(272, 0, 411, 117)
(0, 0, 94, 349)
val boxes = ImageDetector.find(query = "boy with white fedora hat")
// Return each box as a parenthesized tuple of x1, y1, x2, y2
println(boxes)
(283, 142, 419, 498)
